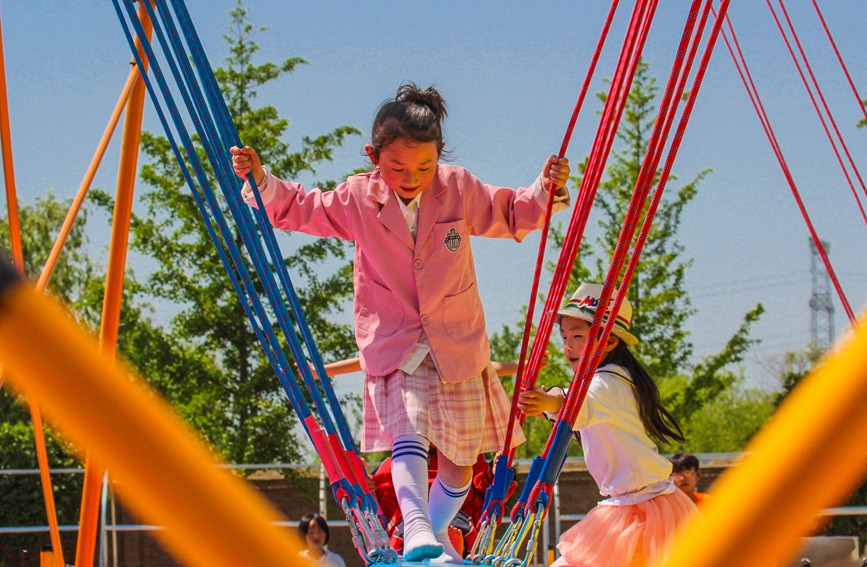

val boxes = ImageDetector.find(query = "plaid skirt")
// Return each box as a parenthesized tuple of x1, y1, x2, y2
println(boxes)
(361, 356, 525, 466)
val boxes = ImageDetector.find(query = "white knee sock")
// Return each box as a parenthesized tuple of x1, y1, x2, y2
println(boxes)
(429, 474, 471, 562)
(391, 435, 442, 560)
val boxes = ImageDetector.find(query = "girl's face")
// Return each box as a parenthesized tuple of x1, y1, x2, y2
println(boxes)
(367, 138, 440, 203)
(559, 316, 619, 372)
(304, 519, 326, 550)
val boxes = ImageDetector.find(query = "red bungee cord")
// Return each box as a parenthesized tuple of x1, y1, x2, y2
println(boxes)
(810, 0, 867, 127)
(500, 0, 622, 459)
(559, 0, 717, 433)
(531, 0, 663, 460)
(718, 9, 857, 326)
(525, 2, 733, 514)
(767, 0, 867, 226)
(502, 0, 660, 465)
(561, 0, 724, 432)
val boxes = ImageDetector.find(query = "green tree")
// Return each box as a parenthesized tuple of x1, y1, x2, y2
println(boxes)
(92, 1, 359, 465)
(493, 60, 767, 455)
(665, 380, 775, 452)
(772, 348, 820, 407)
(0, 192, 97, 307)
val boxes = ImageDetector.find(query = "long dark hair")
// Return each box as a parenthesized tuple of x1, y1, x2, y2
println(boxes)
(368, 82, 448, 161)
(604, 340, 685, 445)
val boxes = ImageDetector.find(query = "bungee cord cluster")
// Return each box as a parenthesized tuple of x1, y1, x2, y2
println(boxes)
(472, 2, 732, 566)
(111, 0, 394, 563)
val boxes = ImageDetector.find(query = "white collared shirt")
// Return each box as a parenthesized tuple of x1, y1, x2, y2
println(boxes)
(396, 192, 422, 240)
(546, 364, 676, 505)
(394, 192, 436, 375)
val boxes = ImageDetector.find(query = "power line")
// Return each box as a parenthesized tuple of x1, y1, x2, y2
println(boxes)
(691, 274, 810, 298)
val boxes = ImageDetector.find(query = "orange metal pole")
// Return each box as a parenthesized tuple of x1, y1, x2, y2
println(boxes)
(0, 10, 65, 565)
(23, 65, 137, 567)
(39, 548, 56, 567)
(36, 67, 138, 289)
(662, 318, 867, 567)
(0, 266, 307, 567)
(75, 6, 152, 566)
(0, 64, 139, 567)
(0, 6, 22, 269)
(25, 405, 66, 567)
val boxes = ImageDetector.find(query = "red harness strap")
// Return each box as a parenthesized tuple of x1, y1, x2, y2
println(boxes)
(533, 0, 663, 459)
(562, 0, 728, 430)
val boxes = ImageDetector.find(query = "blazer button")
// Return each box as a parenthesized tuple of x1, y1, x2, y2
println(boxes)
(420, 314, 430, 325)
(414, 259, 424, 270)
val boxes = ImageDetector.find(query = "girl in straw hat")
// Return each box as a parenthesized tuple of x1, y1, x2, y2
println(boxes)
(518, 283, 697, 566)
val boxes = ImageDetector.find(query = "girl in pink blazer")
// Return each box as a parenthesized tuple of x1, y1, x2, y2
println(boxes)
(232, 82, 570, 562)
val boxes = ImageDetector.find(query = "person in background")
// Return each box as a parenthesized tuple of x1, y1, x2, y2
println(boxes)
(670, 453, 711, 506)
(297, 513, 347, 567)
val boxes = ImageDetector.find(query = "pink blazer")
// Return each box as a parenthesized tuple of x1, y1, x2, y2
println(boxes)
(246, 164, 561, 383)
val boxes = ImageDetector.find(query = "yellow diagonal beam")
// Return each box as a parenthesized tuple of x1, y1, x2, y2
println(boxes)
(0, 266, 307, 567)
(662, 318, 867, 567)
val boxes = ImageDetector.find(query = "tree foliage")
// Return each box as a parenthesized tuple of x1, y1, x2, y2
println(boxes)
(662, 379, 775, 452)
(0, 192, 97, 307)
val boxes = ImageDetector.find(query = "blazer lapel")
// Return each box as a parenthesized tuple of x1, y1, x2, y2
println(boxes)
(368, 172, 415, 250)
(415, 171, 445, 249)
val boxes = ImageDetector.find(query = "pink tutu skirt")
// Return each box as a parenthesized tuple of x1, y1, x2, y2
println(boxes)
(551, 489, 698, 567)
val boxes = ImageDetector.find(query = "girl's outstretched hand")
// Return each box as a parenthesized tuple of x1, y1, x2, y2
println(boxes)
(230, 145, 265, 186)
(517, 385, 565, 417)
(541, 155, 571, 191)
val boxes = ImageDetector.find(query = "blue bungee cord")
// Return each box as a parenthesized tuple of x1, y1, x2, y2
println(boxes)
(112, 2, 393, 562)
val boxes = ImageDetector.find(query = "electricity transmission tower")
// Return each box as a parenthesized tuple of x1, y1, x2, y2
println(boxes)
(808, 238, 835, 353)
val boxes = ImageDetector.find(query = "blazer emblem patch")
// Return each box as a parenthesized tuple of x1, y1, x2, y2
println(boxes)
(443, 227, 462, 252)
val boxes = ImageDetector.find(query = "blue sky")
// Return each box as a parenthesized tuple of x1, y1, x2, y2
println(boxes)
(2, 1, 866, 390)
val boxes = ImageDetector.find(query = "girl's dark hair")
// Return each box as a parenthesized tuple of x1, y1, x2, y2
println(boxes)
(368, 82, 448, 161)
(298, 513, 330, 545)
(604, 340, 685, 445)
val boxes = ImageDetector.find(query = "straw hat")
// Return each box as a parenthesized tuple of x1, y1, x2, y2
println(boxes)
(557, 283, 639, 347)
